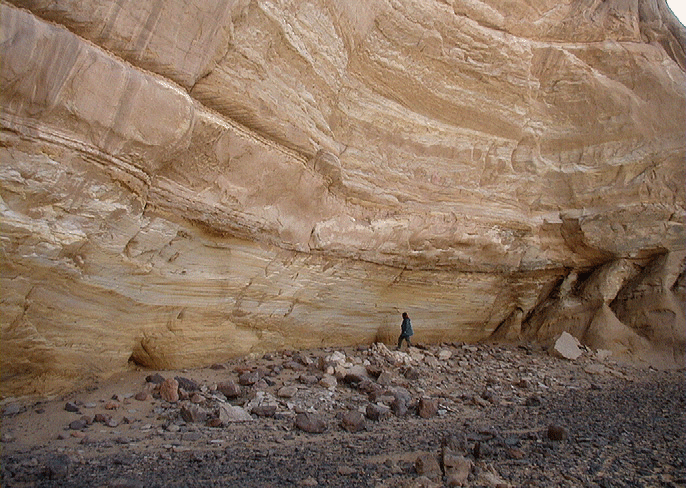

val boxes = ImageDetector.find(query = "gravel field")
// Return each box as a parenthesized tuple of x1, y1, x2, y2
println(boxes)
(2, 342, 684, 487)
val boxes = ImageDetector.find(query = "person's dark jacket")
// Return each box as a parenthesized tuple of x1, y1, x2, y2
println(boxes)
(401, 317, 413, 337)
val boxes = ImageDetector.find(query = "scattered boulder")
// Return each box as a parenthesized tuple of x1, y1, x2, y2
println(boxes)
(547, 425, 568, 441)
(134, 391, 151, 401)
(366, 403, 391, 421)
(175, 376, 200, 392)
(443, 451, 473, 487)
(277, 386, 299, 398)
(340, 410, 366, 432)
(319, 375, 337, 389)
(217, 381, 241, 398)
(251, 405, 277, 418)
(64, 402, 80, 413)
(390, 388, 413, 417)
(218, 405, 253, 424)
(69, 419, 88, 430)
(418, 398, 439, 418)
(146, 373, 166, 385)
(414, 453, 441, 479)
(551, 332, 583, 360)
(238, 371, 260, 386)
(160, 378, 179, 403)
(295, 413, 327, 433)
(181, 404, 209, 423)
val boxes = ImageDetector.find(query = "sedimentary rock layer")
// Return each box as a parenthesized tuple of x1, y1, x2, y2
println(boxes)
(1, 0, 684, 396)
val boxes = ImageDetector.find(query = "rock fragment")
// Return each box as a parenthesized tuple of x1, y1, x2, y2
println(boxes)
(340, 410, 366, 432)
(443, 451, 473, 487)
(238, 371, 260, 386)
(64, 402, 80, 413)
(418, 397, 439, 418)
(295, 412, 327, 433)
(218, 405, 253, 424)
(551, 332, 583, 360)
(277, 386, 298, 398)
(366, 403, 391, 421)
(217, 381, 241, 398)
(547, 425, 568, 441)
(414, 453, 441, 479)
(160, 378, 179, 403)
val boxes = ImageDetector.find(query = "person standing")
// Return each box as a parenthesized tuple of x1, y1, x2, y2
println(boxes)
(397, 312, 413, 350)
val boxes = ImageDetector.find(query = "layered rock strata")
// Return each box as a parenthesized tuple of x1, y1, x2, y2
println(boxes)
(1, 0, 684, 396)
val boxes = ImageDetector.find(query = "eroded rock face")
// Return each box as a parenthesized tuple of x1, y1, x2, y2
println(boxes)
(1, 0, 684, 396)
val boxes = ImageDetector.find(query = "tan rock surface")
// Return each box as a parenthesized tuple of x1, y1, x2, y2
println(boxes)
(1, 0, 684, 397)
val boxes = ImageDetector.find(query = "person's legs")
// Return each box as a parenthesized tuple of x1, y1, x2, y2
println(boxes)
(397, 334, 404, 350)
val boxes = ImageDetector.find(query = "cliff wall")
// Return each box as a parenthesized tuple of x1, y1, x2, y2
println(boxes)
(1, 0, 684, 396)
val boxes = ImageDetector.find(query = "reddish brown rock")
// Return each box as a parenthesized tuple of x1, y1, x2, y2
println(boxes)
(160, 379, 179, 403)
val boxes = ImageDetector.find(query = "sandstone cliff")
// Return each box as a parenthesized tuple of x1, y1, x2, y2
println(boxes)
(1, 0, 684, 397)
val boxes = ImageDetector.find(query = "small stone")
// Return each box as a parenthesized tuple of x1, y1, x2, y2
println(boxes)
(337, 465, 356, 475)
(94, 413, 111, 423)
(438, 349, 453, 361)
(443, 451, 473, 487)
(2, 403, 21, 416)
(64, 402, 80, 413)
(251, 405, 277, 418)
(415, 453, 441, 479)
(390, 388, 412, 416)
(210, 363, 226, 370)
(365, 403, 391, 421)
(277, 386, 299, 398)
(175, 376, 200, 392)
(181, 404, 209, 423)
(547, 425, 568, 441)
(341, 410, 366, 432)
(106, 418, 120, 428)
(551, 332, 583, 360)
(376, 371, 394, 386)
(160, 378, 179, 403)
(300, 476, 318, 487)
(238, 371, 260, 386)
(299, 374, 319, 385)
(295, 412, 327, 433)
(319, 375, 337, 389)
(217, 381, 241, 398)
(104, 401, 120, 410)
(146, 373, 165, 384)
(134, 391, 151, 401)
(418, 397, 439, 418)
(69, 419, 88, 430)
(218, 405, 253, 424)
(207, 418, 223, 428)
(343, 365, 369, 385)
(190, 393, 204, 404)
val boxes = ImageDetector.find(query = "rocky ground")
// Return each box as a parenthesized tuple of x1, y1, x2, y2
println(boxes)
(1, 341, 684, 488)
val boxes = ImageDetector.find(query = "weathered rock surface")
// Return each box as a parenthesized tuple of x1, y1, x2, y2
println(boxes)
(1, 0, 684, 396)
